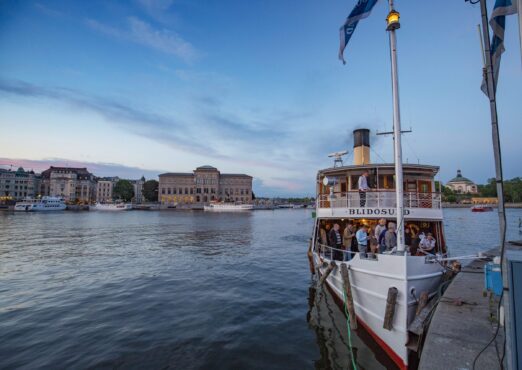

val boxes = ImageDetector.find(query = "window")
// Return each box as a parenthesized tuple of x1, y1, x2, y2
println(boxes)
(168, 188, 171, 195)
(185, 188, 188, 194)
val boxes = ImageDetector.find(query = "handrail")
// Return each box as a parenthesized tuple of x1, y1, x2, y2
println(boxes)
(317, 191, 442, 209)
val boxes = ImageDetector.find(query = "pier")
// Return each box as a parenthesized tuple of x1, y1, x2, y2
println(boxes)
(420, 248, 503, 370)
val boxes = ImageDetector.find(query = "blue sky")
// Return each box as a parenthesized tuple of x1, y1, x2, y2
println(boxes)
(0, 0, 520, 196)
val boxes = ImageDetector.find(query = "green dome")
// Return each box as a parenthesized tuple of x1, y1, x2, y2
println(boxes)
(447, 170, 474, 184)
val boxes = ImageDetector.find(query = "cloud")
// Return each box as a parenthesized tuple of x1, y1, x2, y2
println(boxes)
(0, 157, 162, 180)
(0, 79, 298, 171)
(85, 16, 198, 63)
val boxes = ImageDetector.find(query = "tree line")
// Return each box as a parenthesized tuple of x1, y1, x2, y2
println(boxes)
(442, 177, 522, 203)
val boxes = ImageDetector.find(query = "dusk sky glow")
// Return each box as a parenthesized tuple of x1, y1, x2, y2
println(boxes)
(0, 0, 520, 196)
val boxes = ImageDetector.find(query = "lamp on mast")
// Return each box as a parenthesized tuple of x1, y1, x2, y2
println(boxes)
(386, 9, 400, 31)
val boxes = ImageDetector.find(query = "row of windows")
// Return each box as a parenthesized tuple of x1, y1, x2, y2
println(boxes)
(161, 187, 251, 196)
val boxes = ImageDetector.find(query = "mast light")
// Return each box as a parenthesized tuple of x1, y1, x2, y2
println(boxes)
(386, 10, 400, 31)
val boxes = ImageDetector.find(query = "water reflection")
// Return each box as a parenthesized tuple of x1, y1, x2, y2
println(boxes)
(307, 278, 395, 370)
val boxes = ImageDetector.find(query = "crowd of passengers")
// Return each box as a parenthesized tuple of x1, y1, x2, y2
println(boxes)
(318, 218, 438, 261)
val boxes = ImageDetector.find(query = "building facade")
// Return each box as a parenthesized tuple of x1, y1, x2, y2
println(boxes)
(159, 165, 253, 206)
(96, 177, 119, 203)
(41, 167, 96, 203)
(0, 167, 39, 200)
(131, 177, 145, 204)
(445, 169, 478, 194)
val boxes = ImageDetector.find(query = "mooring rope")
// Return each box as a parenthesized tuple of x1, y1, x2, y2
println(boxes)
(342, 289, 358, 370)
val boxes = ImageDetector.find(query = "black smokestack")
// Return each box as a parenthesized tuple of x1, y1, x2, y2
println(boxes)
(353, 128, 370, 148)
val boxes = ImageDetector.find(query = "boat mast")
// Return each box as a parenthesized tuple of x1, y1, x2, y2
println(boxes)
(386, 0, 405, 253)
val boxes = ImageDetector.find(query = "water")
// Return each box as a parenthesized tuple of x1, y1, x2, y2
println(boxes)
(0, 208, 521, 369)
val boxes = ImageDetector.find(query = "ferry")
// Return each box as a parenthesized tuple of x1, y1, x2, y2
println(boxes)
(471, 204, 494, 212)
(93, 202, 133, 211)
(14, 196, 66, 212)
(203, 203, 253, 212)
(309, 129, 448, 369)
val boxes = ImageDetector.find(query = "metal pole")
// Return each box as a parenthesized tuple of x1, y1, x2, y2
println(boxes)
(479, 0, 509, 367)
(388, 0, 405, 252)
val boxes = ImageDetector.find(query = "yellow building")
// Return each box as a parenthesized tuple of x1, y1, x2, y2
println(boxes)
(471, 197, 498, 204)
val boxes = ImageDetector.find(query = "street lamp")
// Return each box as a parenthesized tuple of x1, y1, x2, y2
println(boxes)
(386, 9, 400, 31)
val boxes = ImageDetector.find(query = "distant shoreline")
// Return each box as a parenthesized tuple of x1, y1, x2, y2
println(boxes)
(442, 203, 522, 209)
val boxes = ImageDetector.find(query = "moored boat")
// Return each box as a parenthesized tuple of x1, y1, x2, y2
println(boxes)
(93, 202, 133, 211)
(471, 204, 494, 212)
(310, 129, 448, 369)
(203, 202, 253, 212)
(14, 196, 66, 212)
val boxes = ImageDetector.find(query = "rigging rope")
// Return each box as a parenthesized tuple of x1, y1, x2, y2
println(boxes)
(342, 289, 358, 370)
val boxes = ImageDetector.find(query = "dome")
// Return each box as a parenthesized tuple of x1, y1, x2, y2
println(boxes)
(447, 169, 474, 184)
(196, 165, 217, 170)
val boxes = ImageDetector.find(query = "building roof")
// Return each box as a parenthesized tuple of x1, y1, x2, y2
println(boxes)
(41, 166, 92, 179)
(447, 170, 474, 184)
(195, 165, 218, 171)
(220, 174, 252, 178)
(159, 172, 194, 177)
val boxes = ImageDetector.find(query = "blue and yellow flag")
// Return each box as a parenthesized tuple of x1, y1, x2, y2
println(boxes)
(339, 0, 380, 64)
(481, 0, 518, 96)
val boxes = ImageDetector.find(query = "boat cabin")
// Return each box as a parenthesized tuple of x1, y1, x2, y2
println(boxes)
(314, 129, 446, 255)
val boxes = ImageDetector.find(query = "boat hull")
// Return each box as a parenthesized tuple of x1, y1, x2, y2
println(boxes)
(313, 251, 443, 369)
(203, 204, 253, 212)
(93, 203, 133, 211)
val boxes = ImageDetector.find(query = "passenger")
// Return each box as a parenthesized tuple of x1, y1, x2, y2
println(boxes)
(343, 223, 356, 261)
(374, 218, 387, 241)
(419, 232, 436, 254)
(378, 226, 387, 253)
(358, 171, 370, 207)
(356, 224, 370, 255)
(328, 223, 344, 261)
(385, 222, 397, 252)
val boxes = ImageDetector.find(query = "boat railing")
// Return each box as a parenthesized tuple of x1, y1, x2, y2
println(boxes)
(315, 242, 379, 261)
(317, 191, 442, 209)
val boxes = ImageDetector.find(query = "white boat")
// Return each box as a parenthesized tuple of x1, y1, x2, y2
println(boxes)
(310, 129, 448, 369)
(14, 196, 66, 212)
(309, 5, 451, 368)
(93, 202, 133, 211)
(203, 203, 253, 212)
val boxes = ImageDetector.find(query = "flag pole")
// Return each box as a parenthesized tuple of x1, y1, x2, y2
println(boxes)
(479, 0, 506, 259)
(386, 0, 405, 253)
(479, 0, 509, 367)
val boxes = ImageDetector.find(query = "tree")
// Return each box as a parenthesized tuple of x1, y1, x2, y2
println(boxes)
(142, 180, 159, 202)
(113, 180, 135, 202)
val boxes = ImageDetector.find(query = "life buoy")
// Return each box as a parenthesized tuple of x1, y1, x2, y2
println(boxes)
(407, 223, 420, 238)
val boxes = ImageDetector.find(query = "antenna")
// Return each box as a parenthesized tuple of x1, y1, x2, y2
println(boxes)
(328, 150, 348, 168)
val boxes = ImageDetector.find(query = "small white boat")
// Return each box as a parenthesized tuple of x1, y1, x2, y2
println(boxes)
(14, 196, 66, 212)
(93, 203, 132, 211)
(203, 203, 253, 212)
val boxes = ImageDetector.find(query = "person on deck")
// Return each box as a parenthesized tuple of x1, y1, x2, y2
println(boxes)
(404, 227, 414, 254)
(385, 222, 397, 252)
(343, 223, 356, 261)
(419, 232, 436, 254)
(358, 171, 370, 207)
(356, 225, 369, 255)
(328, 223, 344, 261)
(374, 219, 387, 247)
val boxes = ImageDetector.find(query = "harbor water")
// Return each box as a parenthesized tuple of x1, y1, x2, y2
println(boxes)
(1, 208, 521, 369)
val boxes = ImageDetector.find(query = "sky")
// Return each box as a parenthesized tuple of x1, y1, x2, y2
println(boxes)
(0, 0, 520, 197)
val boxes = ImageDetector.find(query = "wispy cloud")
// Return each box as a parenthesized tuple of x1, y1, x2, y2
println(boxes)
(85, 16, 198, 63)
(0, 79, 298, 171)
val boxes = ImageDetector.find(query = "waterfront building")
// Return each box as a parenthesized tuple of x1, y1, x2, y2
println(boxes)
(158, 165, 253, 206)
(131, 177, 145, 204)
(41, 167, 96, 203)
(0, 167, 39, 200)
(96, 177, 119, 203)
(471, 197, 498, 204)
(445, 169, 478, 194)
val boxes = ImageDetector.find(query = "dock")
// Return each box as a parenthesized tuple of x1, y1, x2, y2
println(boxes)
(420, 249, 503, 370)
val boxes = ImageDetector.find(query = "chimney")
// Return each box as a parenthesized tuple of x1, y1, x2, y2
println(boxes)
(353, 129, 370, 165)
